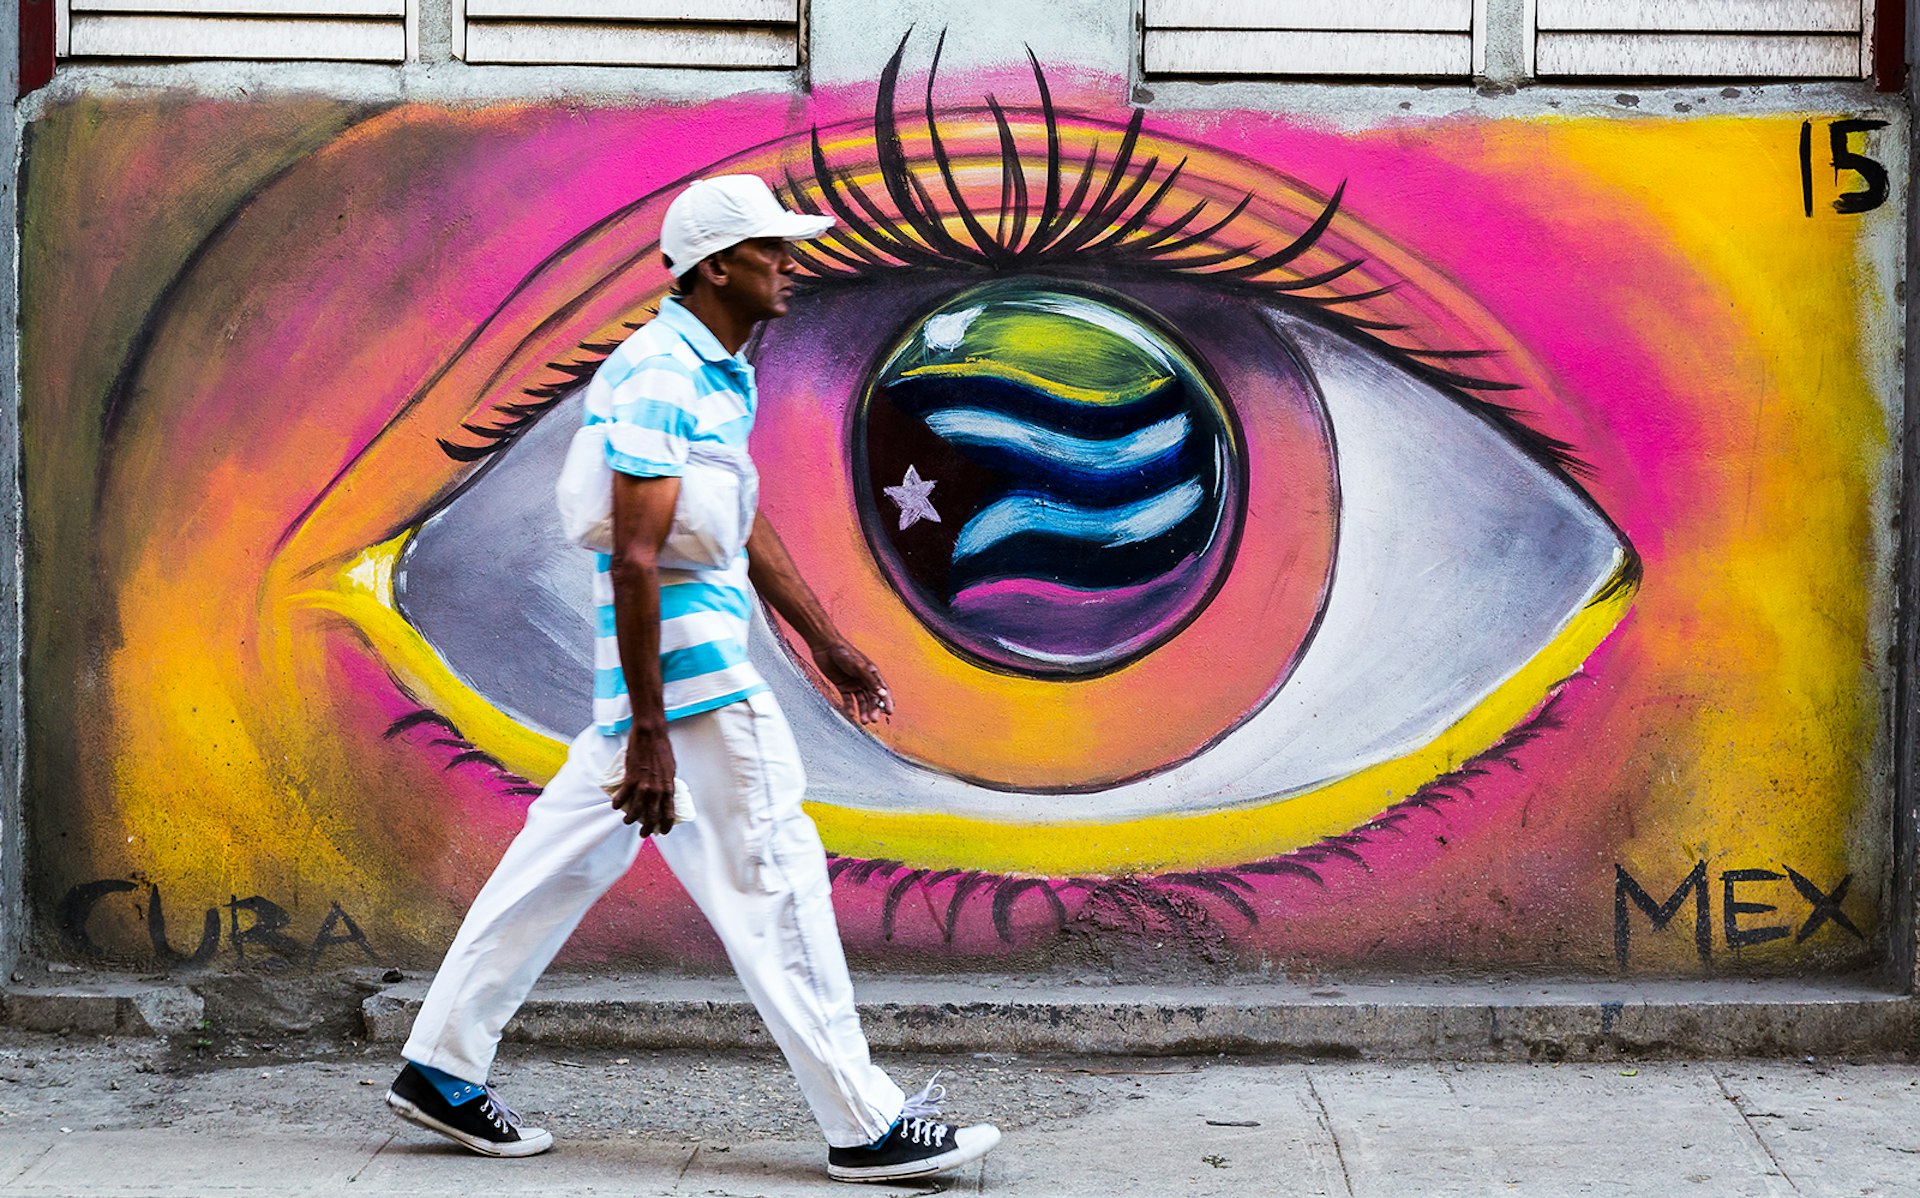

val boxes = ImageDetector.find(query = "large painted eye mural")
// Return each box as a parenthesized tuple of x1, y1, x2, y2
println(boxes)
(24, 41, 1900, 976)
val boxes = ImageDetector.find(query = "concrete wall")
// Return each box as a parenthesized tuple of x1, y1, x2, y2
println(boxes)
(1892, 0, 1920, 997)
(0, 0, 20, 984)
(15, 2, 1912, 980)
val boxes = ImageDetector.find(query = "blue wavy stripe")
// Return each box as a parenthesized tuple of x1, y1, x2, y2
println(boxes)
(887, 375, 1187, 437)
(949, 505, 1214, 592)
(923, 408, 1190, 474)
(953, 481, 1206, 562)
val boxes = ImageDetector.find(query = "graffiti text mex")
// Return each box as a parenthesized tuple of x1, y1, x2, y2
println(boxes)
(1614, 863, 1863, 970)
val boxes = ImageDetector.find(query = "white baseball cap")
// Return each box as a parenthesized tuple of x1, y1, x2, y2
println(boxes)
(660, 175, 834, 279)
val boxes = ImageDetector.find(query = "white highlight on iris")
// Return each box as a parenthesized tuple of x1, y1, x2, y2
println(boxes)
(922, 408, 1190, 473)
(952, 480, 1205, 561)
(921, 306, 982, 351)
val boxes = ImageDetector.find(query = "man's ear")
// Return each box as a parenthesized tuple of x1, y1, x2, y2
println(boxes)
(696, 252, 731, 292)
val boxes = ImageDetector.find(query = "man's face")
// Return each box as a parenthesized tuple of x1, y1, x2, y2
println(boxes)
(714, 237, 797, 321)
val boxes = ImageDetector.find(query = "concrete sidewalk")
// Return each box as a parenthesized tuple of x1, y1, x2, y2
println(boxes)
(0, 1030, 1916, 1196)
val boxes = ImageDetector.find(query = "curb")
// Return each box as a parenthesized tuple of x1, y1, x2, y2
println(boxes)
(1, 982, 205, 1036)
(362, 975, 1918, 1060)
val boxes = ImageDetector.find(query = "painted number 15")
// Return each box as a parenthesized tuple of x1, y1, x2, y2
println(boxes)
(1800, 118, 1889, 216)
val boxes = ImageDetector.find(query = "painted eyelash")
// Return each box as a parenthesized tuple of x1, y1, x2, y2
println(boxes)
(437, 34, 1588, 485)
(776, 31, 1601, 482)
(436, 320, 645, 462)
(831, 685, 1572, 945)
(384, 708, 543, 797)
(783, 32, 1376, 307)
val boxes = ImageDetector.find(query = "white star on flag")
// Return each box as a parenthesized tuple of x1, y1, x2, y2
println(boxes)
(884, 465, 941, 531)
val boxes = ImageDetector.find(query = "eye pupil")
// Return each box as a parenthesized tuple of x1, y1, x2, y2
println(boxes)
(857, 282, 1243, 677)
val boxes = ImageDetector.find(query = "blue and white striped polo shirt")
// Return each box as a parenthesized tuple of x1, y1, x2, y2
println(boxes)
(584, 295, 765, 736)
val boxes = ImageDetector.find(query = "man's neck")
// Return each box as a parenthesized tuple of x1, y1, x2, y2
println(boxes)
(678, 291, 755, 356)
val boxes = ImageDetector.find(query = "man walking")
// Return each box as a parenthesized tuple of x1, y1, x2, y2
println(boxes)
(385, 175, 1001, 1185)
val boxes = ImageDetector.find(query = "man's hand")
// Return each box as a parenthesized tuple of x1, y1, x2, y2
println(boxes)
(608, 471, 681, 837)
(812, 638, 893, 725)
(746, 516, 896, 725)
(611, 728, 678, 836)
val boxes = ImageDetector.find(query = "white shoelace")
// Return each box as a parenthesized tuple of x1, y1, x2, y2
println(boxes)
(478, 1087, 524, 1135)
(896, 1073, 950, 1148)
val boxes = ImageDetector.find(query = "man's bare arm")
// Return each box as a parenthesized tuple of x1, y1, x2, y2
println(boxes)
(608, 472, 682, 834)
(746, 514, 892, 724)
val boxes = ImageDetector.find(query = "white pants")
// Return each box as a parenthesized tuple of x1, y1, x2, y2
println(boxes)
(402, 691, 906, 1148)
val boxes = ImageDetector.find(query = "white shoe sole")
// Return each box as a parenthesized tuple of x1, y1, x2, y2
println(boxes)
(386, 1090, 555, 1158)
(827, 1126, 1002, 1183)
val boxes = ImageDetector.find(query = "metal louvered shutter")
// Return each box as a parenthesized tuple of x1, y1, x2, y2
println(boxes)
(1143, 0, 1476, 79)
(1533, 0, 1872, 78)
(457, 0, 800, 67)
(60, 0, 408, 62)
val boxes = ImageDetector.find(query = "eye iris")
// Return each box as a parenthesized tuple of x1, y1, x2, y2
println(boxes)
(857, 283, 1243, 677)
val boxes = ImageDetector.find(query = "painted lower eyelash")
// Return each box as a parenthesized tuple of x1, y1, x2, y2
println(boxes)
(385, 707, 542, 797)
(380, 687, 1580, 943)
(829, 685, 1573, 945)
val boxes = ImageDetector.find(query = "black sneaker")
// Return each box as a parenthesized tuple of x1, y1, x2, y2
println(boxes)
(385, 1063, 554, 1158)
(826, 1074, 1001, 1183)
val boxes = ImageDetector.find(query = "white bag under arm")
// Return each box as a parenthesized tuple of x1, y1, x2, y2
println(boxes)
(554, 423, 756, 569)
